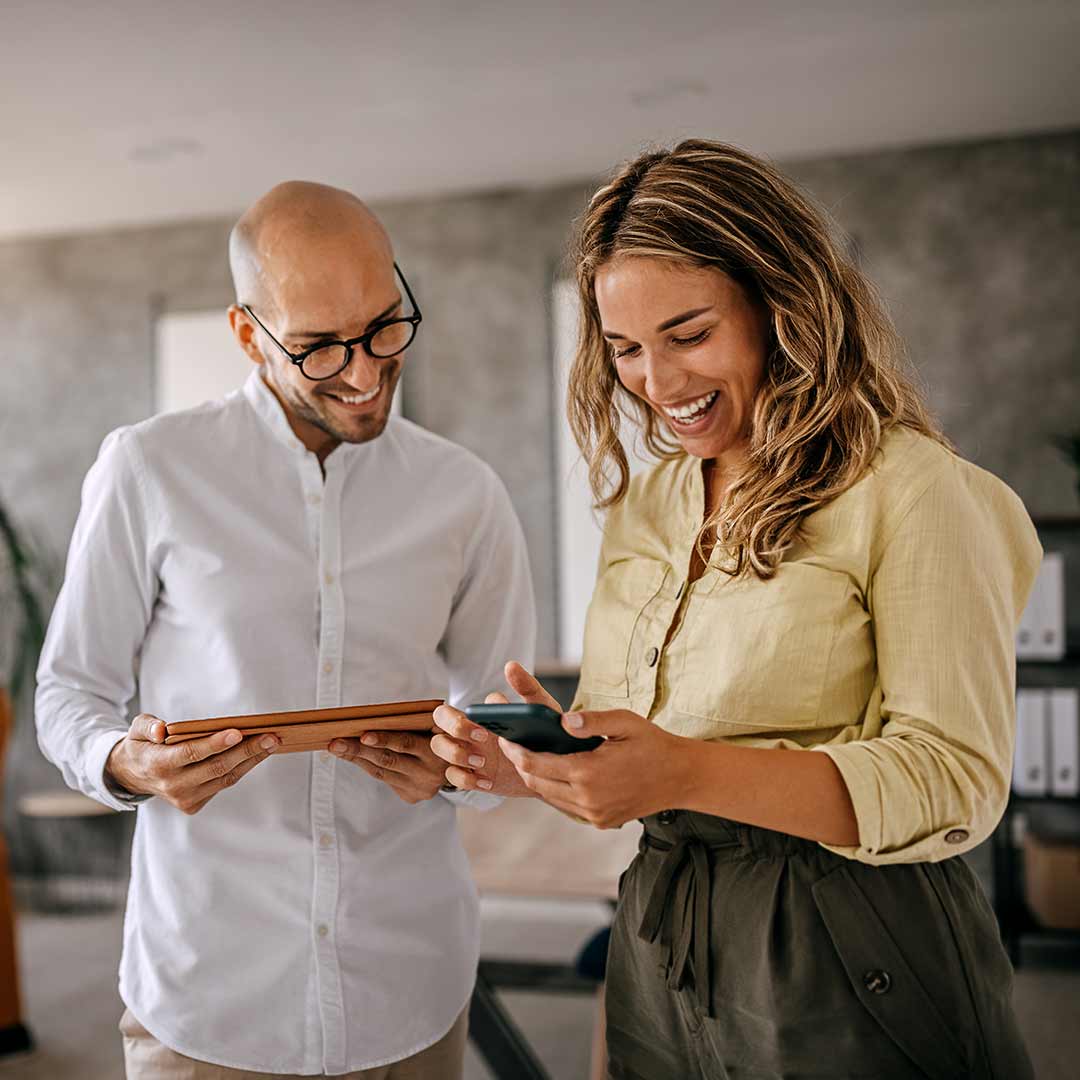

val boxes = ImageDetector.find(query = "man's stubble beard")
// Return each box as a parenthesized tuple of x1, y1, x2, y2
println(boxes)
(274, 359, 403, 446)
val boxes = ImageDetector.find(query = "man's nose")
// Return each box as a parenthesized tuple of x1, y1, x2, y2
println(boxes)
(340, 348, 382, 392)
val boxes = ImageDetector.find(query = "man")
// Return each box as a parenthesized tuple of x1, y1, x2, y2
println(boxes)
(35, 182, 536, 1078)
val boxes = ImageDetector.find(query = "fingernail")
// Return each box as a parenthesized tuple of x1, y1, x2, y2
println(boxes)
(471, 729, 488, 742)
(225, 731, 242, 746)
(361, 734, 377, 746)
(468, 755, 485, 768)
(260, 735, 277, 751)
(477, 779, 493, 790)
(564, 713, 584, 729)
(330, 740, 347, 754)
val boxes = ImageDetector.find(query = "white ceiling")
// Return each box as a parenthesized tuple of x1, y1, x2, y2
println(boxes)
(2, 0, 1078, 239)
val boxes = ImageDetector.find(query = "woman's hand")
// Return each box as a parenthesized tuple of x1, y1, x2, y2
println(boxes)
(498, 707, 694, 829)
(431, 661, 560, 797)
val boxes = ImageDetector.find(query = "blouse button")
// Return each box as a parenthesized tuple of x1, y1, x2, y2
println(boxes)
(945, 829, 969, 845)
(646, 646, 659, 667)
(863, 969, 891, 994)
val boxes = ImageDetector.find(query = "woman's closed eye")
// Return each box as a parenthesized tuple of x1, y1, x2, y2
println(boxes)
(612, 327, 711, 360)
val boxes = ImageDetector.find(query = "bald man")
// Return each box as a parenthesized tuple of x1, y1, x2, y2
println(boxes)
(36, 182, 536, 1078)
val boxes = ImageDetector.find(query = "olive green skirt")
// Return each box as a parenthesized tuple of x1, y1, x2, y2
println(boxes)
(605, 811, 1033, 1080)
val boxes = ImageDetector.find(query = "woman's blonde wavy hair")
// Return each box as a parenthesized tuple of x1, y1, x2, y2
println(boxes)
(568, 139, 948, 579)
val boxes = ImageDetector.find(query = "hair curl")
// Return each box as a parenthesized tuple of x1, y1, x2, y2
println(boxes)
(567, 139, 948, 579)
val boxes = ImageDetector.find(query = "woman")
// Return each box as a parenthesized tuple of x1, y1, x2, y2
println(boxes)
(433, 140, 1039, 1079)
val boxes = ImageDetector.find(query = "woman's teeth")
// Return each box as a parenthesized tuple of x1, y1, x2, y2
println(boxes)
(664, 390, 718, 424)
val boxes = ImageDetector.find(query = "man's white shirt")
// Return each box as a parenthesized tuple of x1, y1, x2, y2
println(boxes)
(35, 370, 537, 1074)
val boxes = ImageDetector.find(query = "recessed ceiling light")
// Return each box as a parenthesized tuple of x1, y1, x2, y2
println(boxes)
(130, 137, 204, 163)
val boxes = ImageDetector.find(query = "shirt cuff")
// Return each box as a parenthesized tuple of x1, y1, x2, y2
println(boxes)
(89, 728, 150, 811)
(811, 743, 976, 865)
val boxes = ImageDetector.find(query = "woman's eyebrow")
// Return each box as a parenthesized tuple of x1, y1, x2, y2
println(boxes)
(602, 305, 715, 340)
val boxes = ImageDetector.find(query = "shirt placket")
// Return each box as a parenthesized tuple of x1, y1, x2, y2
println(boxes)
(304, 454, 347, 1075)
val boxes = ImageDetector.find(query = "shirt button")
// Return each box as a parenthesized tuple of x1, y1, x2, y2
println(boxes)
(323, 661, 334, 674)
(308, 493, 322, 506)
(317, 924, 329, 938)
(319, 752, 331, 763)
(319, 834, 332, 848)
(657, 809, 677, 825)
(945, 828, 969, 845)
(863, 969, 891, 994)
(646, 646, 659, 667)
(324, 572, 334, 585)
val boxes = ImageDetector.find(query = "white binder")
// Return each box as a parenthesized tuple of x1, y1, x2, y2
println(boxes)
(1049, 688, 1079, 798)
(1016, 553, 1066, 660)
(1013, 689, 1048, 796)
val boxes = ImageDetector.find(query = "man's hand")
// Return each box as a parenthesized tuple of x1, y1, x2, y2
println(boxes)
(105, 713, 279, 815)
(329, 729, 447, 804)
(430, 661, 560, 797)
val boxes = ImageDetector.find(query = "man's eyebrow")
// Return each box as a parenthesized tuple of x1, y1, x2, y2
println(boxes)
(601, 306, 714, 340)
(287, 297, 403, 342)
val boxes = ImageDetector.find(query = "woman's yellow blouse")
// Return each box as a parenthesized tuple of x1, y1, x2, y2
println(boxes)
(572, 426, 1042, 865)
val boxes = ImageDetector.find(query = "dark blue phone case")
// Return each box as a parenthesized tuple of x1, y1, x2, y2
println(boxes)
(465, 703, 603, 754)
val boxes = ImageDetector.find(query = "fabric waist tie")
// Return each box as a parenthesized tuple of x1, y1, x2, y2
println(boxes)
(637, 831, 741, 1017)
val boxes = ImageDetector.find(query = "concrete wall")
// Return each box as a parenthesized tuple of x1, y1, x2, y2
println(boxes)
(2, 129, 1078, 873)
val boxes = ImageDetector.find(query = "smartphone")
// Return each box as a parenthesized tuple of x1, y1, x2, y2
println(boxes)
(464, 703, 603, 755)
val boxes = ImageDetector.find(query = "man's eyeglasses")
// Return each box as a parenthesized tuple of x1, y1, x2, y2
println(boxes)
(241, 263, 422, 381)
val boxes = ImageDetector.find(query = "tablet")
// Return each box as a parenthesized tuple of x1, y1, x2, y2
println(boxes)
(163, 699, 444, 754)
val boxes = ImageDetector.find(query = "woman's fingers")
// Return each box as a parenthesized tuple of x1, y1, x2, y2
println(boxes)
(431, 733, 489, 772)
(505, 661, 563, 712)
(443, 764, 494, 792)
(484, 691, 509, 704)
(433, 704, 491, 744)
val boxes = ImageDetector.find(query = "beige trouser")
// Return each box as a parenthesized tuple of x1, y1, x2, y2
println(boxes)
(120, 1007, 468, 1080)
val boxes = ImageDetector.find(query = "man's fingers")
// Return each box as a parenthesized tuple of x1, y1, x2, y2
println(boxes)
(183, 748, 273, 811)
(170, 727, 249, 766)
(505, 662, 562, 712)
(182, 733, 279, 781)
(356, 730, 425, 757)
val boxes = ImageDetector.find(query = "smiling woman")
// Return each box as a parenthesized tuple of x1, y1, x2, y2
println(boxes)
(433, 139, 1041, 1079)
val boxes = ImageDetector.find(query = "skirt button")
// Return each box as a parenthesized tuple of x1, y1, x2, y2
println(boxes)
(657, 809, 677, 825)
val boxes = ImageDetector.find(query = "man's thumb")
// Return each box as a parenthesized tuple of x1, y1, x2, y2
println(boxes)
(130, 713, 167, 743)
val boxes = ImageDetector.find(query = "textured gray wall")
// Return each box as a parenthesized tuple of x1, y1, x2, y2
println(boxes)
(2, 129, 1078, 873)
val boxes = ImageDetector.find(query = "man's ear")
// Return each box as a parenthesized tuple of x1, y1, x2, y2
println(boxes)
(227, 305, 264, 366)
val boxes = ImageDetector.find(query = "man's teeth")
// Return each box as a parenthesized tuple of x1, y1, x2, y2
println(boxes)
(664, 390, 718, 422)
(330, 387, 380, 405)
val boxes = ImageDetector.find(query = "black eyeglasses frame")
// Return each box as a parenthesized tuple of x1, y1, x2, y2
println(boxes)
(240, 262, 422, 381)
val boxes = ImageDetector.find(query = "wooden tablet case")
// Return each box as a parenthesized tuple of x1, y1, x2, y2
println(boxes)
(164, 699, 443, 754)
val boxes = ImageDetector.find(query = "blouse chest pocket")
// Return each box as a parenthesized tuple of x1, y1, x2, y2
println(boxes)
(578, 558, 668, 700)
(673, 561, 851, 731)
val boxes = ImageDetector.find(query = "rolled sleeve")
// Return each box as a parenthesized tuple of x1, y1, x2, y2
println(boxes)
(815, 459, 1041, 865)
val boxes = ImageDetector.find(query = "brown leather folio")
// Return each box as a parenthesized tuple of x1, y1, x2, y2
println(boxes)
(164, 699, 444, 754)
